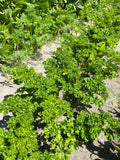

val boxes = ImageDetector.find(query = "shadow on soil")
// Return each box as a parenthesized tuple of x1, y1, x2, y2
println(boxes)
(86, 140, 120, 160)
(0, 115, 12, 130)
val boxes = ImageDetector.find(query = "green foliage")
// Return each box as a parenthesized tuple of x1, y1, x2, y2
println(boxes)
(75, 110, 120, 142)
(1, 0, 119, 63)
(0, 0, 120, 159)
(0, 95, 39, 159)
(80, 0, 120, 23)
(43, 29, 120, 106)
(2, 65, 59, 100)
(40, 95, 73, 123)
(43, 119, 77, 160)
(0, 0, 75, 64)
(0, 64, 120, 159)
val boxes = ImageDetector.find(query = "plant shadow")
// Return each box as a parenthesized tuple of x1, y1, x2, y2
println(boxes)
(33, 116, 51, 151)
(86, 140, 120, 160)
(0, 114, 13, 131)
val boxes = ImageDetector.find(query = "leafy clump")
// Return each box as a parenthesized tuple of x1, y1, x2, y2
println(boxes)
(0, 0, 75, 64)
(44, 30, 120, 107)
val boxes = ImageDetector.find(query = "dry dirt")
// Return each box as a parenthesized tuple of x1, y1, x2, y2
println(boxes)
(0, 40, 120, 160)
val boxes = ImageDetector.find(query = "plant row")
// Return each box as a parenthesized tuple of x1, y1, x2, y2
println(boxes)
(0, 0, 119, 63)
(0, 0, 120, 160)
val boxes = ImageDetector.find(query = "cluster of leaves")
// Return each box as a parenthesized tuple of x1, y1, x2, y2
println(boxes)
(79, 0, 120, 22)
(0, 0, 120, 160)
(0, 0, 75, 63)
(0, 69, 120, 159)
(1, 0, 117, 64)
(44, 30, 120, 107)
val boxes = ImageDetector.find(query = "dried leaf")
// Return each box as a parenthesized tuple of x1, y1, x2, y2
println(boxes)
(9, 80, 13, 84)
(111, 101, 118, 107)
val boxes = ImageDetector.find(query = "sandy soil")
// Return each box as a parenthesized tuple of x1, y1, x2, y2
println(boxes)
(0, 40, 120, 160)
